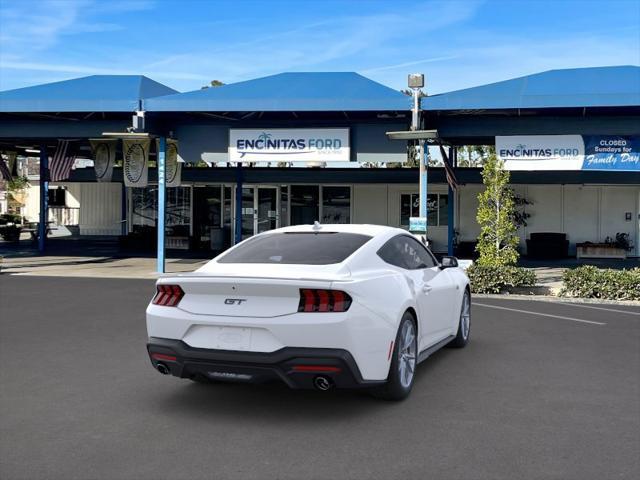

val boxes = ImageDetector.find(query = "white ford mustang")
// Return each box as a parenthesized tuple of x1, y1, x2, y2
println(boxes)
(146, 223, 471, 400)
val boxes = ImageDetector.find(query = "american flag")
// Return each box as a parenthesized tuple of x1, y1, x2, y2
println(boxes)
(439, 145, 458, 190)
(0, 155, 12, 181)
(49, 140, 77, 182)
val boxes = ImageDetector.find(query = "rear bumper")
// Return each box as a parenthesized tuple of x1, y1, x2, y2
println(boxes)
(147, 337, 385, 390)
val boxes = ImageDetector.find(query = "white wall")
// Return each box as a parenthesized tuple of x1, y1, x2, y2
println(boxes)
(457, 185, 482, 244)
(600, 186, 638, 255)
(22, 183, 40, 222)
(457, 184, 640, 256)
(352, 185, 388, 225)
(78, 182, 122, 235)
(562, 186, 599, 255)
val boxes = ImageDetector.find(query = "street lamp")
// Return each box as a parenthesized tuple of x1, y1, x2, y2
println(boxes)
(408, 74, 427, 234)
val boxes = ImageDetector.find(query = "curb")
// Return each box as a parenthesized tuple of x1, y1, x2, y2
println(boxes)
(473, 293, 640, 307)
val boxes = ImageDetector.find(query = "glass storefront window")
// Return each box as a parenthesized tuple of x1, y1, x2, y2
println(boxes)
(290, 185, 319, 225)
(400, 193, 419, 228)
(193, 186, 222, 250)
(438, 194, 449, 227)
(427, 194, 438, 226)
(131, 186, 191, 234)
(166, 187, 191, 228)
(400, 193, 448, 228)
(280, 186, 289, 227)
(131, 187, 157, 229)
(322, 186, 350, 224)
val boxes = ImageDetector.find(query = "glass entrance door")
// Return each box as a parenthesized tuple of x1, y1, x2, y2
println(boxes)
(257, 187, 278, 233)
(235, 186, 279, 242)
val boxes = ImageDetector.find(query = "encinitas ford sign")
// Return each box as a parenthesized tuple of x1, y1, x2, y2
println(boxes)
(229, 128, 350, 162)
(496, 135, 584, 170)
(497, 135, 640, 171)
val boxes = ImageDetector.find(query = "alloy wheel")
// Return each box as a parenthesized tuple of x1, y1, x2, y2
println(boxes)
(398, 320, 417, 388)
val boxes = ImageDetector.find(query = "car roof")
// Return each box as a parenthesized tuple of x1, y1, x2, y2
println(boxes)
(271, 223, 405, 237)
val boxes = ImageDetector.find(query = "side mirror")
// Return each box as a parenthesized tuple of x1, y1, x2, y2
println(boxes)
(440, 256, 459, 269)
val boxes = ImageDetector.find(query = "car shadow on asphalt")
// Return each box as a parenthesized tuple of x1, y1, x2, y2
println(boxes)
(149, 347, 455, 423)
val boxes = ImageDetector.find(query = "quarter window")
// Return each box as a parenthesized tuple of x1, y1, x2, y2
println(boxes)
(377, 235, 437, 270)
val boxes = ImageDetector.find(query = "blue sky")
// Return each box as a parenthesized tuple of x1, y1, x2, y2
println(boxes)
(0, 0, 638, 93)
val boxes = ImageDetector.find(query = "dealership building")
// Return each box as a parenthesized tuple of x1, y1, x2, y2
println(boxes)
(1, 65, 638, 266)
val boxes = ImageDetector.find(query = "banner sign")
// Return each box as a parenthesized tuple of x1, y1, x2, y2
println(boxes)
(122, 138, 150, 187)
(496, 135, 584, 170)
(497, 135, 640, 171)
(90, 139, 116, 182)
(156, 138, 181, 187)
(582, 136, 640, 171)
(229, 128, 350, 162)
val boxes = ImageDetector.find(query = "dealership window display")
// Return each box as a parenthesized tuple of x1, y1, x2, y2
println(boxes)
(401, 193, 448, 228)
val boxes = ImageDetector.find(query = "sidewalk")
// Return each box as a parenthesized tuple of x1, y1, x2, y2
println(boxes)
(0, 255, 208, 278)
(2, 237, 638, 284)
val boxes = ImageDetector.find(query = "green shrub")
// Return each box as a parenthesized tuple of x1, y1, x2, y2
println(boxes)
(560, 266, 640, 301)
(467, 264, 537, 294)
(0, 213, 22, 225)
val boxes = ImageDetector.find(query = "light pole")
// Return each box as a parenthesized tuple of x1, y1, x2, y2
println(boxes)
(408, 73, 427, 227)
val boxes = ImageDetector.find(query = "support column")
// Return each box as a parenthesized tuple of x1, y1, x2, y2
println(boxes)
(157, 137, 166, 274)
(38, 145, 48, 253)
(447, 146, 456, 256)
(419, 139, 427, 218)
(235, 163, 243, 245)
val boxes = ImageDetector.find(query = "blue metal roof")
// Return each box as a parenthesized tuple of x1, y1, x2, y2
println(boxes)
(0, 75, 178, 113)
(422, 66, 640, 111)
(145, 72, 411, 112)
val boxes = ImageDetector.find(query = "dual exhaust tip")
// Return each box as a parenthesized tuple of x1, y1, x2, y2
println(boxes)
(156, 363, 170, 375)
(313, 375, 333, 391)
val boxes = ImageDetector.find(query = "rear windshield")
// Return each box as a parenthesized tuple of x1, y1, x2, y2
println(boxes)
(217, 232, 372, 265)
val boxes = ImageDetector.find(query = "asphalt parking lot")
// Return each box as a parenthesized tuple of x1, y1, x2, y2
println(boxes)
(1, 275, 639, 480)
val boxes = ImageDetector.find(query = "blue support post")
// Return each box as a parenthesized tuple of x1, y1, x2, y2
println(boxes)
(235, 163, 243, 245)
(38, 145, 48, 253)
(447, 147, 456, 256)
(157, 137, 166, 274)
(419, 140, 428, 222)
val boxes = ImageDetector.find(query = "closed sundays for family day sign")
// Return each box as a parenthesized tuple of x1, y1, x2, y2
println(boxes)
(229, 128, 350, 162)
(496, 135, 640, 171)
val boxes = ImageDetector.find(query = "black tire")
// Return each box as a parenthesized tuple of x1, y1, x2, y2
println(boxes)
(448, 289, 471, 348)
(371, 311, 418, 401)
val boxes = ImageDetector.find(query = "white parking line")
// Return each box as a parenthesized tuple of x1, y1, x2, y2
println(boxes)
(548, 302, 640, 317)
(473, 302, 607, 326)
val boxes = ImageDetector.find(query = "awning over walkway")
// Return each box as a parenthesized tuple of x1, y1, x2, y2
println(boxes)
(145, 72, 411, 112)
(422, 66, 640, 111)
(0, 75, 178, 113)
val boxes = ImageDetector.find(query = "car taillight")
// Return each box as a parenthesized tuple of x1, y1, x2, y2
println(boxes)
(152, 284, 184, 306)
(298, 289, 352, 313)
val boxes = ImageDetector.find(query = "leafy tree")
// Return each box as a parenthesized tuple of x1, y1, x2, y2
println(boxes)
(457, 145, 495, 167)
(201, 80, 225, 89)
(475, 152, 519, 266)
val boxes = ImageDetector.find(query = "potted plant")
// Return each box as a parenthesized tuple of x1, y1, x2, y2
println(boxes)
(576, 233, 632, 259)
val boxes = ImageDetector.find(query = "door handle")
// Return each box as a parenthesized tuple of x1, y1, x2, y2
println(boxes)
(422, 286, 432, 294)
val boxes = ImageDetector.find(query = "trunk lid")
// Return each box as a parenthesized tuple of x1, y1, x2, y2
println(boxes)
(162, 263, 350, 318)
